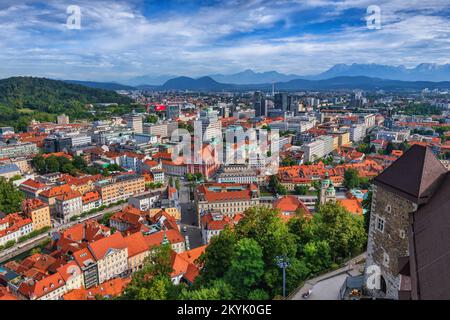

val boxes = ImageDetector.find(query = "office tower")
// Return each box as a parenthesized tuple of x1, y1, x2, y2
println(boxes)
(199, 108, 222, 142)
(253, 92, 266, 117)
(124, 112, 143, 134)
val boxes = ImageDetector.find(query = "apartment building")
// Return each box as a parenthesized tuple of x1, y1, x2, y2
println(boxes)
(195, 183, 260, 216)
(19, 179, 49, 198)
(144, 229, 186, 254)
(124, 232, 149, 273)
(95, 174, 146, 206)
(81, 191, 102, 213)
(201, 212, 243, 244)
(0, 141, 38, 158)
(301, 139, 325, 162)
(128, 191, 161, 211)
(0, 213, 33, 246)
(22, 198, 52, 231)
(38, 184, 74, 214)
(55, 190, 83, 223)
(72, 248, 99, 289)
(88, 233, 129, 284)
(349, 124, 367, 142)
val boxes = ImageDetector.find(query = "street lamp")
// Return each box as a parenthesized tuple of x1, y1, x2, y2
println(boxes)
(276, 256, 290, 298)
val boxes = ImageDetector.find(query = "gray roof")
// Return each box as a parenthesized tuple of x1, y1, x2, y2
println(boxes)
(409, 172, 450, 300)
(0, 163, 20, 174)
(373, 145, 447, 204)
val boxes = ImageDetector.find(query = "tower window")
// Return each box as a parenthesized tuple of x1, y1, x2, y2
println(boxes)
(385, 204, 392, 213)
(377, 217, 385, 232)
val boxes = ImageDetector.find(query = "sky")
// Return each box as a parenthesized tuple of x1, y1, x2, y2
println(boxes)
(0, 0, 449, 82)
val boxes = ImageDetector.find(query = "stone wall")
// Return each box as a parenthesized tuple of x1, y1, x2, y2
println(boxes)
(365, 184, 417, 299)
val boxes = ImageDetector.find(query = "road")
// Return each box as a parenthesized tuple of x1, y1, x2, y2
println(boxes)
(178, 181, 203, 249)
(0, 203, 127, 263)
(289, 253, 366, 300)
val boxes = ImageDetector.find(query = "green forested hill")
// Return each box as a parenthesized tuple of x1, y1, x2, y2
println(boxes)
(0, 77, 133, 131)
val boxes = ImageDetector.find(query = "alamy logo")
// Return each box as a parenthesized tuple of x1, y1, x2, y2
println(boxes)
(170, 121, 280, 175)
(66, 5, 81, 30)
(366, 264, 382, 290)
(366, 5, 381, 30)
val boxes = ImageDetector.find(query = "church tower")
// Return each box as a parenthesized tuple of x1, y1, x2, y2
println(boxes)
(319, 172, 336, 205)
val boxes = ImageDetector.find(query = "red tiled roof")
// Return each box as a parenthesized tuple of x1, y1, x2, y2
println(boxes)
(338, 199, 363, 216)
(63, 277, 131, 300)
(144, 229, 184, 248)
(89, 233, 127, 260)
(124, 232, 148, 257)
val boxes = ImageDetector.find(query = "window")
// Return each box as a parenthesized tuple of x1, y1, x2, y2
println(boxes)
(399, 229, 406, 239)
(377, 217, 385, 232)
(385, 204, 392, 213)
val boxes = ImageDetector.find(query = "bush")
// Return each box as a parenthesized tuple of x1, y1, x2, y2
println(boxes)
(4, 240, 16, 249)
(18, 226, 51, 243)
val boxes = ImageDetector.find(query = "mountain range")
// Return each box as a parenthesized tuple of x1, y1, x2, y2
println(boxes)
(121, 63, 450, 86)
(62, 75, 450, 92)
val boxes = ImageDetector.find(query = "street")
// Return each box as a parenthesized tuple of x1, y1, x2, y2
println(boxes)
(289, 253, 366, 300)
(178, 181, 204, 249)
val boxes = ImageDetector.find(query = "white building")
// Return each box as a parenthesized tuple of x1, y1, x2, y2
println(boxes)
(199, 108, 222, 142)
(128, 191, 161, 211)
(89, 233, 129, 284)
(55, 191, 83, 223)
(349, 124, 367, 142)
(301, 139, 325, 162)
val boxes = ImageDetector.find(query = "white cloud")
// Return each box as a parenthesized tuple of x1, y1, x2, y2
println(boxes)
(0, 0, 448, 80)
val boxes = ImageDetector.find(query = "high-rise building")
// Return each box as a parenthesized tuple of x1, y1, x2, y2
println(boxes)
(274, 93, 288, 111)
(199, 108, 222, 142)
(253, 92, 266, 117)
(124, 113, 143, 134)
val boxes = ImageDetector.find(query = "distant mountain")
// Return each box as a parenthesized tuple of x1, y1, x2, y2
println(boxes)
(126, 74, 179, 86)
(311, 63, 450, 82)
(151, 75, 450, 92)
(209, 69, 301, 85)
(273, 76, 450, 91)
(160, 76, 235, 91)
(64, 80, 136, 91)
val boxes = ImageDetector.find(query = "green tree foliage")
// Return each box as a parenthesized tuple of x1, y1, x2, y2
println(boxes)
(385, 141, 395, 155)
(196, 228, 237, 284)
(120, 245, 179, 300)
(268, 175, 288, 195)
(146, 114, 159, 124)
(0, 77, 132, 130)
(294, 185, 308, 195)
(225, 238, 265, 298)
(302, 240, 332, 274)
(31, 154, 100, 176)
(344, 168, 360, 189)
(312, 203, 367, 261)
(0, 177, 24, 214)
(123, 204, 367, 300)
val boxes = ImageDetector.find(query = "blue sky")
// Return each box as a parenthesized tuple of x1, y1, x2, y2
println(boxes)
(0, 0, 449, 81)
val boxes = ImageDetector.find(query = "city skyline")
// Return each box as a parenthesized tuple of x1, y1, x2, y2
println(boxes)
(0, 0, 449, 82)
